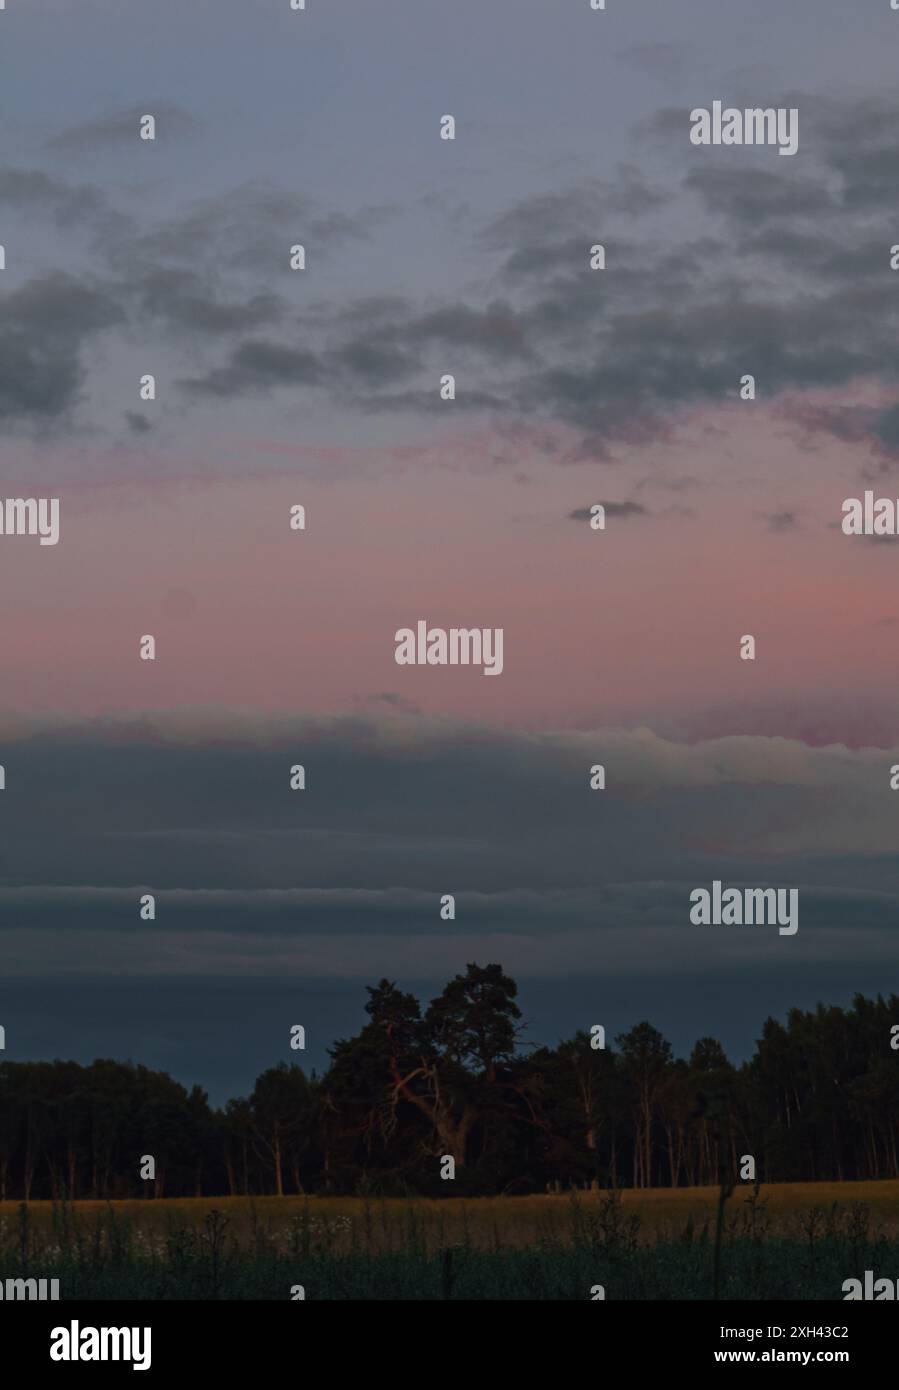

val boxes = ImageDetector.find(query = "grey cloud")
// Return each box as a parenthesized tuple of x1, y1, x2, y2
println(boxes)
(127, 267, 285, 336)
(637, 474, 699, 493)
(14, 94, 899, 458)
(1, 711, 897, 1092)
(47, 103, 201, 152)
(759, 510, 798, 532)
(178, 338, 324, 397)
(784, 401, 899, 466)
(0, 273, 124, 427)
(332, 338, 420, 387)
(0, 166, 115, 231)
(348, 385, 509, 415)
(108, 185, 384, 274)
(327, 300, 535, 395)
(407, 302, 532, 357)
(2, 884, 895, 986)
(0, 711, 897, 893)
(569, 500, 648, 521)
(685, 166, 836, 224)
(452, 95, 899, 456)
(479, 172, 668, 256)
(359, 692, 422, 714)
(871, 404, 899, 451)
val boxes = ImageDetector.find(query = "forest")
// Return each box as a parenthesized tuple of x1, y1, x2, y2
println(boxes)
(1, 964, 897, 1200)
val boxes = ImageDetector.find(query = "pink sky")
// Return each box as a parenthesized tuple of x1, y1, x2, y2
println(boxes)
(1, 405, 895, 736)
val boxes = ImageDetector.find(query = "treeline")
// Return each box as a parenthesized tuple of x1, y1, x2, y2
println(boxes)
(1, 965, 897, 1199)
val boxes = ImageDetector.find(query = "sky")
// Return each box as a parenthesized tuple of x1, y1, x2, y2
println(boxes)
(1, 0, 898, 1103)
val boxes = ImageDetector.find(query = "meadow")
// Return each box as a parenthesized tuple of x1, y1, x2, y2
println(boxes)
(3, 1183, 899, 1299)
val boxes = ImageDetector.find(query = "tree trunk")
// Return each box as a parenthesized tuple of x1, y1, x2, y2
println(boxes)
(273, 1134, 284, 1197)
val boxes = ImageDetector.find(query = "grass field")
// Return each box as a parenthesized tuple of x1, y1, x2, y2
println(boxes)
(2, 1183, 898, 1299)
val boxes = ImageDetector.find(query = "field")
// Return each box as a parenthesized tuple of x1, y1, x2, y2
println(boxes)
(3, 1183, 899, 1300)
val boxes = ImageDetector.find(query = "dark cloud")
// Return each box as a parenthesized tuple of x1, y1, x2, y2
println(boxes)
(178, 338, 324, 397)
(333, 337, 418, 386)
(569, 500, 648, 521)
(0, 709, 894, 894)
(407, 302, 532, 357)
(0, 165, 115, 230)
(0, 273, 124, 427)
(346, 384, 509, 415)
(47, 103, 201, 152)
(359, 692, 422, 714)
(106, 184, 386, 275)
(759, 510, 798, 532)
(685, 166, 836, 224)
(0, 173, 387, 426)
(784, 402, 899, 467)
(871, 404, 899, 452)
(12, 94, 899, 462)
(637, 474, 699, 493)
(127, 267, 285, 336)
(1, 711, 896, 1096)
(478, 172, 668, 255)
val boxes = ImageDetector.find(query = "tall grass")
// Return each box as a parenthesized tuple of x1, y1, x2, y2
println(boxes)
(1, 1192, 895, 1299)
